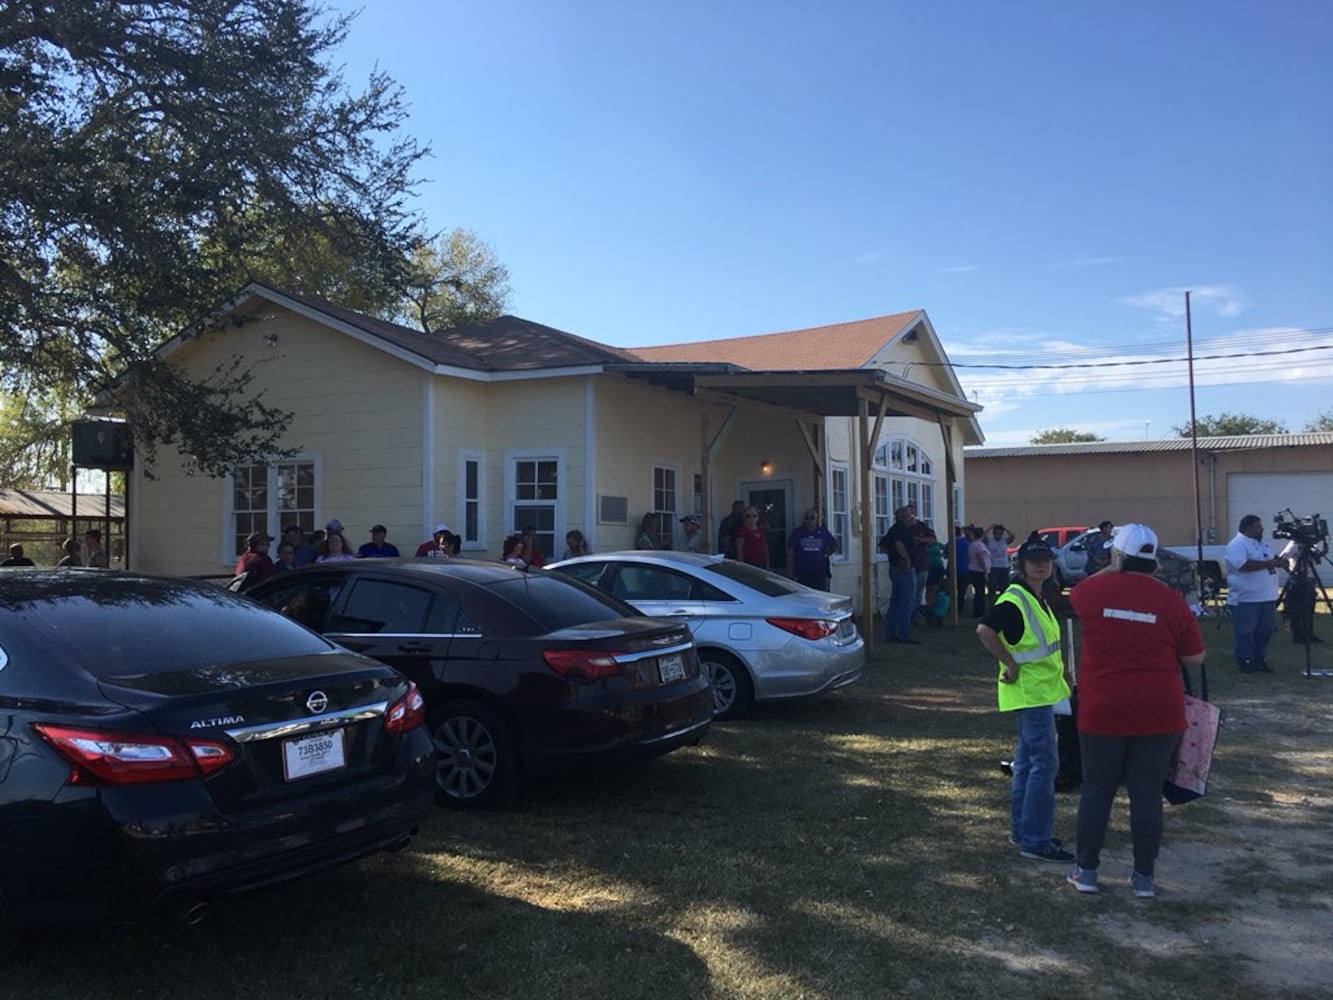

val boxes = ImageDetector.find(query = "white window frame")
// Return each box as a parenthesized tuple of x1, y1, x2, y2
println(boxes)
(458, 449, 486, 552)
(871, 434, 940, 542)
(223, 454, 321, 565)
(829, 462, 850, 564)
(872, 473, 891, 555)
(651, 461, 680, 549)
(505, 448, 564, 558)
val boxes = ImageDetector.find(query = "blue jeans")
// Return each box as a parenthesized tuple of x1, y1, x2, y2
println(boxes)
(887, 567, 918, 641)
(1232, 600, 1276, 665)
(1010, 705, 1058, 850)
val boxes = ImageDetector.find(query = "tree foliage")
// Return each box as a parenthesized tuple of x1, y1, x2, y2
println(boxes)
(1304, 410, 1333, 432)
(0, 1, 427, 477)
(1171, 413, 1289, 437)
(1028, 428, 1106, 444)
(394, 229, 512, 333)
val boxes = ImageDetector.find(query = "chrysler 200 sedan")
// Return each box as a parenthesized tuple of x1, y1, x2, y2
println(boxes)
(0, 570, 435, 931)
(245, 559, 713, 808)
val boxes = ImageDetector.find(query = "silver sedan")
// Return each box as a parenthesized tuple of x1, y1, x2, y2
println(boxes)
(547, 551, 864, 719)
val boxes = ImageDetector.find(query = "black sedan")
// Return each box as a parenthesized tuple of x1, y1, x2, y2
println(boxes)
(0, 570, 435, 931)
(245, 559, 713, 807)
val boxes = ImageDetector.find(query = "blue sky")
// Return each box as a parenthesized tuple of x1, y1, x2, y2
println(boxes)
(328, 1, 1331, 445)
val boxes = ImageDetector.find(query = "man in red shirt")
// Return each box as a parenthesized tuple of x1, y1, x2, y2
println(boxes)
(1066, 522, 1205, 898)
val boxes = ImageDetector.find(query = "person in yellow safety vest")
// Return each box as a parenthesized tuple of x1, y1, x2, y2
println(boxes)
(976, 533, 1074, 864)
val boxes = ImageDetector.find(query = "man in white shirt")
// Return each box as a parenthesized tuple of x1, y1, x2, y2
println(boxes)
(1225, 514, 1283, 673)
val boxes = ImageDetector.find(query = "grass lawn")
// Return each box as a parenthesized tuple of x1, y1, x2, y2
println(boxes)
(9, 610, 1333, 999)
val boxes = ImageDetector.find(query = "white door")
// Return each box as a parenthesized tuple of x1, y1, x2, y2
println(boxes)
(1227, 474, 1333, 535)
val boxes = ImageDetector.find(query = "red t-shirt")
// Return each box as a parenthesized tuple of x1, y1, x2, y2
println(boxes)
(735, 525, 769, 566)
(1069, 572, 1204, 736)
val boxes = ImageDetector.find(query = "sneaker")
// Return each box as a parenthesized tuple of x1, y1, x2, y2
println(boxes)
(1238, 660, 1257, 673)
(1256, 661, 1274, 673)
(1066, 866, 1099, 894)
(1131, 871, 1155, 898)
(1020, 842, 1075, 863)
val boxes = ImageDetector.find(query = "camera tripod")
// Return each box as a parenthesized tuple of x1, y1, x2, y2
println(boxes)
(1277, 542, 1333, 678)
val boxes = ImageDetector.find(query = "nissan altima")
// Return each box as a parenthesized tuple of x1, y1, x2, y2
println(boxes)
(0, 570, 435, 931)
(244, 559, 713, 808)
(547, 551, 865, 719)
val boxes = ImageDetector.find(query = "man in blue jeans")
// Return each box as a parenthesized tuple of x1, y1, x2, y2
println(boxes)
(976, 534, 1075, 863)
(881, 505, 920, 644)
(1225, 513, 1283, 672)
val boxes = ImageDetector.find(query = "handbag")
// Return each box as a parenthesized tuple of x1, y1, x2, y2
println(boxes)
(1163, 662, 1223, 805)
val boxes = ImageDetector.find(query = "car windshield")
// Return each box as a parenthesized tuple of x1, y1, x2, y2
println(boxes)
(489, 573, 641, 630)
(699, 559, 805, 597)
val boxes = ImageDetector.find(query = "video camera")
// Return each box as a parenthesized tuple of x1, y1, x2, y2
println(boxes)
(1273, 509, 1329, 548)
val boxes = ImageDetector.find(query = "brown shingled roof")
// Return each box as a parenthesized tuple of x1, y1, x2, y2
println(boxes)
(627, 312, 922, 370)
(234, 283, 640, 372)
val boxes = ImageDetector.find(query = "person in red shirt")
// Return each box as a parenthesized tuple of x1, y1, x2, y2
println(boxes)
(733, 507, 769, 568)
(235, 530, 276, 590)
(1066, 522, 1205, 898)
(416, 523, 450, 557)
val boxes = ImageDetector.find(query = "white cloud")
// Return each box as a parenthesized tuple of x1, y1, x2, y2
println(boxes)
(934, 264, 978, 274)
(853, 250, 883, 265)
(1120, 284, 1247, 322)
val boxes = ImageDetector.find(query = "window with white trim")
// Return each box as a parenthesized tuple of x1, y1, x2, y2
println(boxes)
(872, 474, 890, 546)
(459, 450, 484, 550)
(652, 464, 678, 549)
(829, 464, 849, 563)
(229, 459, 316, 559)
(871, 435, 939, 531)
(512, 456, 559, 558)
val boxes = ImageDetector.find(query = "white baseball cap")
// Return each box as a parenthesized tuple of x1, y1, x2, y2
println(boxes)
(1106, 522, 1158, 559)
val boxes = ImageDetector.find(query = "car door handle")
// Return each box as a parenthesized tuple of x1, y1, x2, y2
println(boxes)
(397, 641, 433, 653)
(665, 610, 694, 616)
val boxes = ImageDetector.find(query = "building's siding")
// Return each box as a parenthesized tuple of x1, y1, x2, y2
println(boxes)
(964, 444, 1333, 547)
(132, 310, 427, 575)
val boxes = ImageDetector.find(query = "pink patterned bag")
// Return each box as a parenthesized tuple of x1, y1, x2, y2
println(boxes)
(1164, 664, 1223, 805)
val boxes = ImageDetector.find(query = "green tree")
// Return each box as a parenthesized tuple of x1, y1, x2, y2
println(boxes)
(394, 229, 512, 333)
(1304, 410, 1333, 432)
(1171, 413, 1289, 437)
(0, 391, 78, 489)
(0, 1, 427, 476)
(1029, 428, 1106, 444)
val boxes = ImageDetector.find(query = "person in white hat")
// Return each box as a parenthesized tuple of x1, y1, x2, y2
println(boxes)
(415, 523, 450, 557)
(1065, 522, 1206, 898)
(678, 514, 705, 553)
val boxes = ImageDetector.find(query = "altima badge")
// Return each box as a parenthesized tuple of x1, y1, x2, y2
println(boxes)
(305, 690, 329, 714)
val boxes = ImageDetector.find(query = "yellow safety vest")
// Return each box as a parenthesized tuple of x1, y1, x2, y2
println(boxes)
(994, 583, 1070, 712)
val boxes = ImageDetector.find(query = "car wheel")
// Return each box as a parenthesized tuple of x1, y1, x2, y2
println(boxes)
(701, 651, 753, 720)
(429, 700, 518, 809)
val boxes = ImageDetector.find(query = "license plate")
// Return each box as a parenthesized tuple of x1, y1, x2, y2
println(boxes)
(282, 728, 346, 781)
(658, 652, 685, 683)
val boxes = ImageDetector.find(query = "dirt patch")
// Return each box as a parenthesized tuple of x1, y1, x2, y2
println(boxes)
(1078, 686, 1333, 995)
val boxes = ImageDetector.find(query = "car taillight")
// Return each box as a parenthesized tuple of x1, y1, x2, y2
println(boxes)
(32, 724, 235, 785)
(766, 617, 838, 641)
(384, 682, 426, 735)
(543, 650, 624, 682)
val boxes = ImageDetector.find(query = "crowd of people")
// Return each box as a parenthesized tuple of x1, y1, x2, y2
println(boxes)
(968, 509, 1308, 899)
(1, 529, 111, 569)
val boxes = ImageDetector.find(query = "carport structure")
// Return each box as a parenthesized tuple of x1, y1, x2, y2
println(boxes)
(0, 488, 126, 567)
(610, 363, 983, 650)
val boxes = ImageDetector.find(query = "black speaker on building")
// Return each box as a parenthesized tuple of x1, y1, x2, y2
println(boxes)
(72, 421, 135, 470)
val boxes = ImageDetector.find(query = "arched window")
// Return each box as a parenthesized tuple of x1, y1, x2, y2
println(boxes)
(871, 437, 936, 543)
